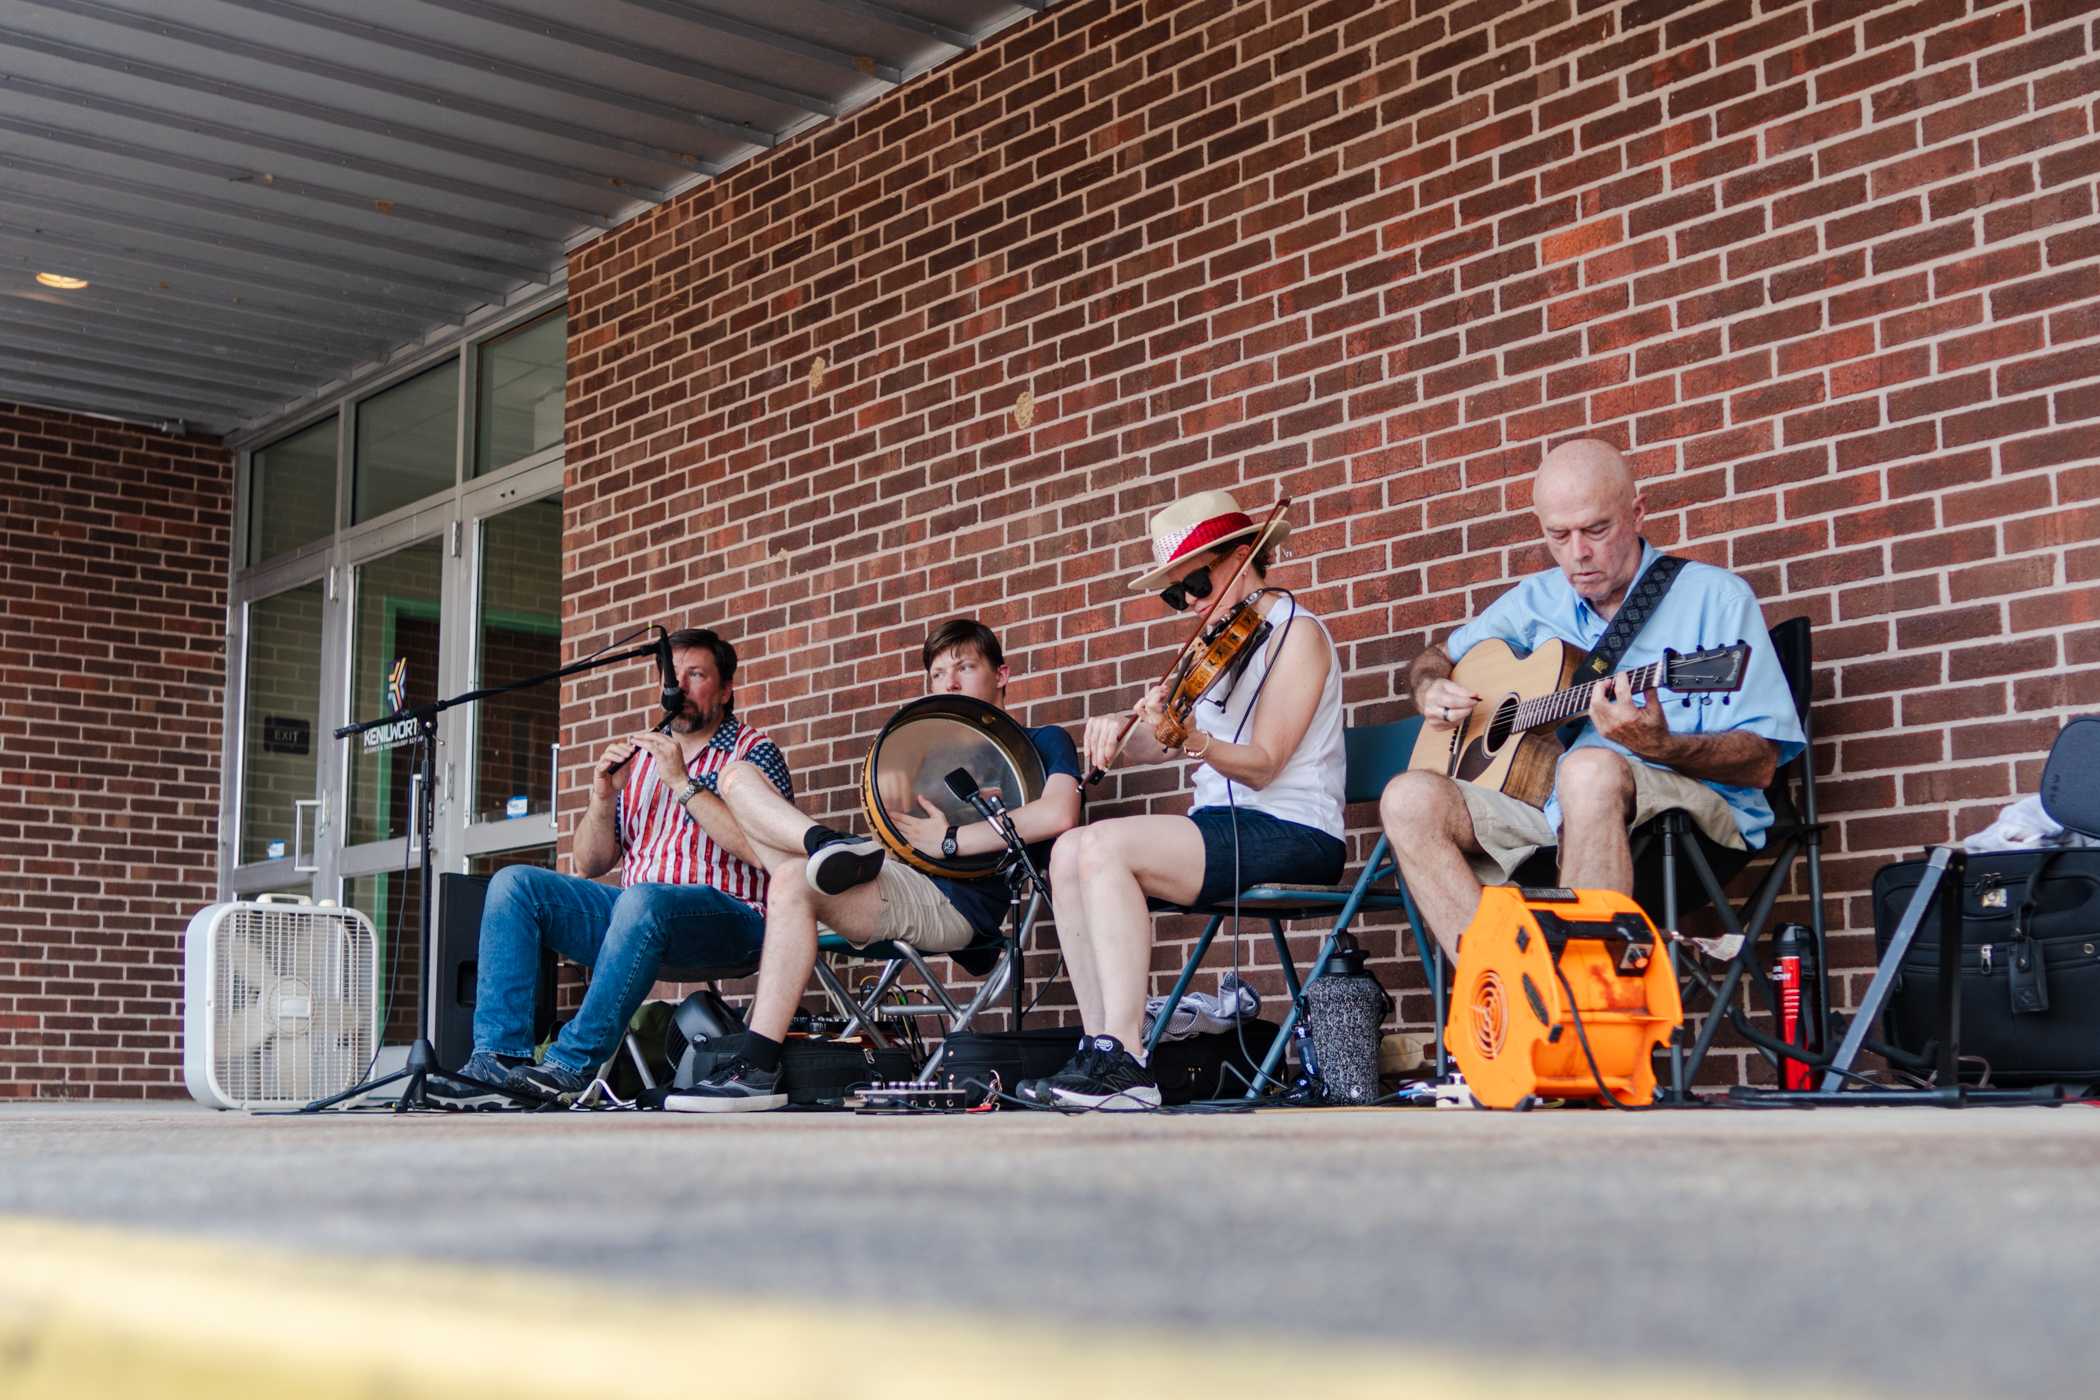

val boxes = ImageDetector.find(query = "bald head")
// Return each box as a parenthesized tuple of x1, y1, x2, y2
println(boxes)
(1535, 439, 1636, 514)
(1532, 439, 1647, 614)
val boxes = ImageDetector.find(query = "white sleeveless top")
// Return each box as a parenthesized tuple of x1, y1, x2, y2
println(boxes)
(1187, 593, 1347, 840)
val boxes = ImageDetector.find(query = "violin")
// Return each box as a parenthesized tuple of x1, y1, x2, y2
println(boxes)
(1152, 597, 1272, 752)
(1084, 495, 1291, 785)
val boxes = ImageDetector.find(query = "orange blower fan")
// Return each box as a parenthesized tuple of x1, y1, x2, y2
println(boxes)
(1444, 887, 1683, 1110)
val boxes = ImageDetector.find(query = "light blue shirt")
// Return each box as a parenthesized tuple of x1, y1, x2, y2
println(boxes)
(1446, 541, 1805, 848)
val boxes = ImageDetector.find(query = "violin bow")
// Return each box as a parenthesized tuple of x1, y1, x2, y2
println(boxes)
(1083, 494, 1292, 786)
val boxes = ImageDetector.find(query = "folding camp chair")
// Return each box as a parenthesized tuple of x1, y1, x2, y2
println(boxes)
(1498, 617, 1823, 1100)
(1142, 718, 1444, 1100)
(1647, 615, 1826, 1097)
(812, 887, 1047, 1082)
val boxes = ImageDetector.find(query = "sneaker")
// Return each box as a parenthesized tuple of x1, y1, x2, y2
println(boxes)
(505, 1059, 592, 1105)
(1017, 1039, 1102, 1106)
(1043, 1035, 1161, 1112)
(805, 829, 885, 896)
(662, 1055, 788, 1113)
(428, 1051, 526, 1100)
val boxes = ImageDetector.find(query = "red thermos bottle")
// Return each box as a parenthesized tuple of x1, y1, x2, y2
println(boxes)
(1773, 922, 1819, 1090)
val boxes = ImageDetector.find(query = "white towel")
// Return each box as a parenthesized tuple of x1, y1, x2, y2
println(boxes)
(1965, 795, 2100, 853)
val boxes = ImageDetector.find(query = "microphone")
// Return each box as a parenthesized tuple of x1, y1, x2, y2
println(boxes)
(656, 626, 682, 721)
(602, 626, 680, 776)
(943, 768, 1002, 825)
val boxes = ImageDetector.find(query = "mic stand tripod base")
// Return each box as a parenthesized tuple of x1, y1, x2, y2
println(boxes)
(297, 1034, 541, 1112)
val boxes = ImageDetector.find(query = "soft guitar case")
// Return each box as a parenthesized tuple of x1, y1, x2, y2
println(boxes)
(1873, 849, 2100, 1086)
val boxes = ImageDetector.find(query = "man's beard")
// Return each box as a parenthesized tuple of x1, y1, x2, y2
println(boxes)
(668, 700, 720, 735)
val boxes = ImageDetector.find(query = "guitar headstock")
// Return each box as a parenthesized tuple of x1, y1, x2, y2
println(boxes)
(1662, 641, 1751, 694)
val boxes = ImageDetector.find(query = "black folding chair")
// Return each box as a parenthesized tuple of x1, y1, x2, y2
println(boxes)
(814, 889, 1046, 1081)
(1499, 617, 1824, 1100)
(1142, 718, 1445, 1098)
(1644, 615, 1826, 1097)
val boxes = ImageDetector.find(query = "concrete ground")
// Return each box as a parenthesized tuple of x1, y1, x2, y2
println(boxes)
(3, 1100, 2096, 1397)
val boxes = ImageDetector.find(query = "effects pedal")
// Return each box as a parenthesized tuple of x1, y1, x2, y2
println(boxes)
(849, 1073, 994, 1113)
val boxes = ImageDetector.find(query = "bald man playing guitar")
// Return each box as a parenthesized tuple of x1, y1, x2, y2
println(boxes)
(1380, 440, 1805, 959)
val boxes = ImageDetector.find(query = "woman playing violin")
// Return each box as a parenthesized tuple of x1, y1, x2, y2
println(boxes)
(1029, 490, 1347, 1110)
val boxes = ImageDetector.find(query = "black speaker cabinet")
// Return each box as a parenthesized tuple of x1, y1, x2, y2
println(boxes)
(435, 872, 555, 1067)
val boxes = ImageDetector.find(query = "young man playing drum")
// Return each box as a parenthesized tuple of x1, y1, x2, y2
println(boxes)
(666, 619, 1084, 1111)
(1028, 490, 1347, 1110)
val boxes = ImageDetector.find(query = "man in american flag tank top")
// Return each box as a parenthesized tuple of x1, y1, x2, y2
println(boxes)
(438, 627, 794, 1104)
(663, 618, 1084, 1112)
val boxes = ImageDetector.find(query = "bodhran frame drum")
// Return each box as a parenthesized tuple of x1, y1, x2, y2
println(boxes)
(860, 695, 1046, 879)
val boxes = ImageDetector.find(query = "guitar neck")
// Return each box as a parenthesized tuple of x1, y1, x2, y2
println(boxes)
(1510, 657, 1668, 734)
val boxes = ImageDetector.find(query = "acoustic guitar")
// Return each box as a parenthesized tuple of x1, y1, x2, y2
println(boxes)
(1407, 638, 1752, 809)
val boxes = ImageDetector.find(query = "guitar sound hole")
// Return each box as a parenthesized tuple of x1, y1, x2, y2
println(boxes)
(1485, 697, 1519, 751)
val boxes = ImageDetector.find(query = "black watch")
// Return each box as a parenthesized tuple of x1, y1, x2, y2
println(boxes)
(940, 824, 959, 859)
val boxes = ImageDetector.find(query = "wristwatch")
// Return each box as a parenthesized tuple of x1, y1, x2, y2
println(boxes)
(941, 824, 959, 859)
(677, 771, 716, 809)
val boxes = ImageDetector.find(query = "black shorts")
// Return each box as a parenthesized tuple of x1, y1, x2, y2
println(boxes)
(1187, 805, 1347, 908)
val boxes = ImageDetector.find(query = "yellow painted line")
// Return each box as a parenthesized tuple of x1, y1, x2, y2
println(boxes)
(0, 1214, 1862, 1399)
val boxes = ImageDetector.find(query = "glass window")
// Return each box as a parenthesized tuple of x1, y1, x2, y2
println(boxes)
(249, 417, 336, 563)
(346, 539, 443, 846)
(475, 311, 564, 476)
(354, 359, 457, 523)
(346, 869, 422, 1046)
(472, 496, 562, 825)
(467, 846, 555, 878)
(238, 580, 325, 866)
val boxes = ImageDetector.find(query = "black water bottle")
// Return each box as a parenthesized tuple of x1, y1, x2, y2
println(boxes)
(1304, 933, 1389, 1105)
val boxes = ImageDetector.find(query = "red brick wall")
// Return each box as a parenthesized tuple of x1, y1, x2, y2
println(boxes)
(564, 0, 2100, 1079)
(0, 402, 232, 1098)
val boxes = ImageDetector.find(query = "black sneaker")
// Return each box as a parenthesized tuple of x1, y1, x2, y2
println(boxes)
(1017, 1040, 1102, 1106)
(662, 1055, 788, 1113)
(428, 1051, 526, 1100)
(505, 1059, 591, 1105)
(805, 829, 885, 896)
(1043, 1035, 1161, 1111)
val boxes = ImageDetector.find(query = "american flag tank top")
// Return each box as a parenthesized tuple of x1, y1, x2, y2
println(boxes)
(616, 714, 794, 910)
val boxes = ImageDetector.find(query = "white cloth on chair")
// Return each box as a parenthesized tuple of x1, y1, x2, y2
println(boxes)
(1144, 974, 1259, 1042)
(1965, 795, 2100, 853)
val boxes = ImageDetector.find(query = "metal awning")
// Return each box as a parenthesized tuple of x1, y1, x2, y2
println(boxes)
(0, 0, 1059, 438)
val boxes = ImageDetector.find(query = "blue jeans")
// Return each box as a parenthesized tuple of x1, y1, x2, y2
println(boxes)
(473, 866, 766, 1075)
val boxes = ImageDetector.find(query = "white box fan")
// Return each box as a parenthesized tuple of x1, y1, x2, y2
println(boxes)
(184, 894, 379, 1109)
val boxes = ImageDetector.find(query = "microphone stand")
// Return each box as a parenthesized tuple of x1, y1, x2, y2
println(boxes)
(944, 770, 1048, 1027)
(300, 636, 665, 1113)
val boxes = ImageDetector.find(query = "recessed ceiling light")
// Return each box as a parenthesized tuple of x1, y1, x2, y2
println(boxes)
(35, 272, 89, 290)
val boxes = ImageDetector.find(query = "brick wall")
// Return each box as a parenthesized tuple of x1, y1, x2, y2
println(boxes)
(563, 0, 2100, 1080)
(0, 402, 232, 1098)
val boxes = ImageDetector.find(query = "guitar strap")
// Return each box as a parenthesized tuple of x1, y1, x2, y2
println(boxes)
(1560, 553, 1687, 744)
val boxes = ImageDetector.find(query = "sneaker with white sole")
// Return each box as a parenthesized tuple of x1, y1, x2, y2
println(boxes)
(504, 1058, 591, 1106)
(1017, 1039, 1100, 1107)
(663, 1055, 788, 1113)
(428, 1050, 526, 1100)
(805, 831, 885, 896)
(1043, 1035, 1161, 1112)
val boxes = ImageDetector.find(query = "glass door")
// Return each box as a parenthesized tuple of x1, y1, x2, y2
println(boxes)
(225, 564, 334, 902)
(452, 459, 564, 871)
(335, 506, 452, 1045)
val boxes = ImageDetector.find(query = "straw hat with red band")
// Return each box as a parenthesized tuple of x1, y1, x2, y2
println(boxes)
(1127, 489, 1293, 592)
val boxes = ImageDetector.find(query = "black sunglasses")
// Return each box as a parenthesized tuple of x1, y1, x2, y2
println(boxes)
(1160, 564, 1214, 612)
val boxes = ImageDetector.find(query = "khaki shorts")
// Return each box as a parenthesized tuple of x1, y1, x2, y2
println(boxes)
(830, 860, 977, 953)
(1456, 760, 1746, 887)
